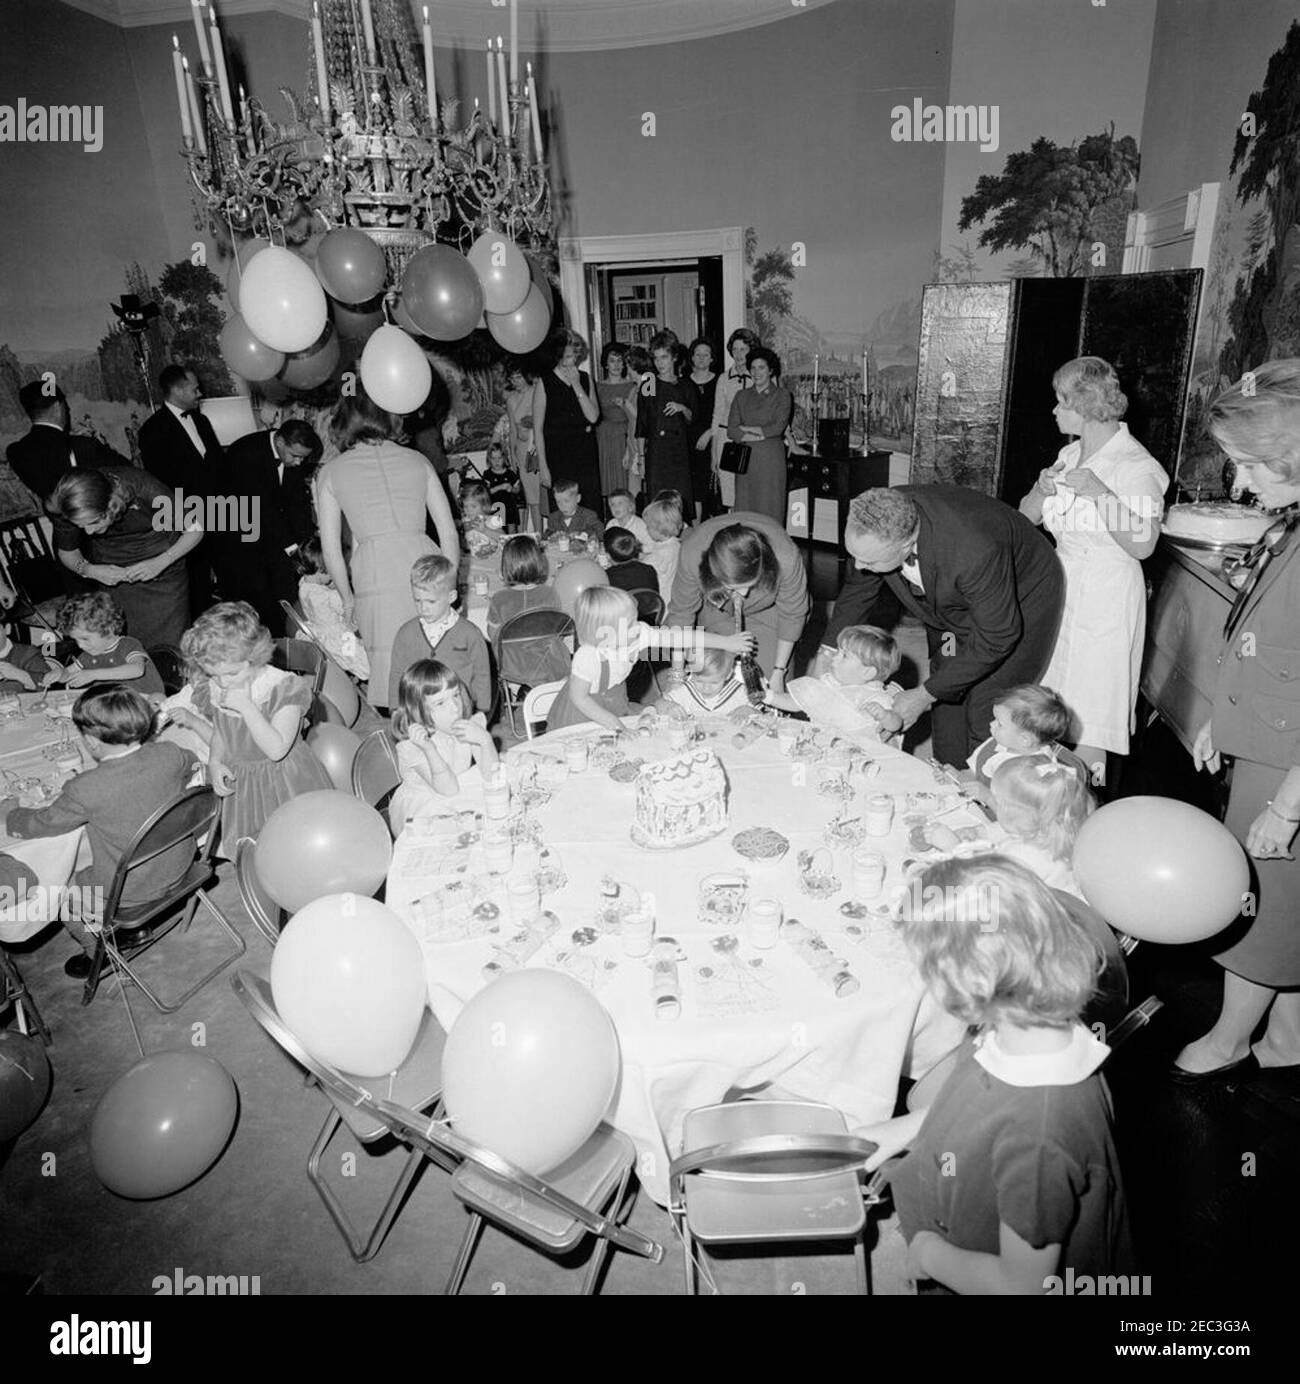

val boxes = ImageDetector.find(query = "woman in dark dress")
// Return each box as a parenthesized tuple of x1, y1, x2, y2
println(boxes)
(47, 466, 201, 650)
(534, 328, 602, 517)
(686, 338, 719, 522)
(636, 335, 699, 513)
(729, 346, 794, 524)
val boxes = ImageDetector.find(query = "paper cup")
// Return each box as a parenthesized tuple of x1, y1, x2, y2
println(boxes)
(623, 907, 655, 957)
(746, 898, 783, 949)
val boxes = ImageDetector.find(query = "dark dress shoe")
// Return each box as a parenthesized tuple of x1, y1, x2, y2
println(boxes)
(63, 954, 94, 980)
(1168, 1052, 1259, 1084)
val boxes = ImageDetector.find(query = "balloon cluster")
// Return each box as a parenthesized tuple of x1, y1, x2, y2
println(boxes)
(220, 228, 554, 413)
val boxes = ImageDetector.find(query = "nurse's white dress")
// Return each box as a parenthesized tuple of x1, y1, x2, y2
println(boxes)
(1039, 422, 1168, 755)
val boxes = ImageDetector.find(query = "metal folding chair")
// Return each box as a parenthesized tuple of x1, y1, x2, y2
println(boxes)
(233, 837, 282, 948)
(376, 1099, 663, 1294)
(351, 728, 401, 815)
(625, 587, 666, 627)
(80, 787, 246, 1045)
(280, 599, 363, 728)
(669, 1100, 877, 1295)
(232, 969, 451, 1264)
(495, 609, 575, 736)
(521, 680, 565, 740)
(1, 948, 51, 1045)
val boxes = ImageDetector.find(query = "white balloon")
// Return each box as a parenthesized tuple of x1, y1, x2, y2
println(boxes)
(359, 325, 433, 414)
(239, 246, 329, 353)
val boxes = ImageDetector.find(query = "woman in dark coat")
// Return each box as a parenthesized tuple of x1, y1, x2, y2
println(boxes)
(534, 328, 602, 515)
(686, 337, 720, 522)
(1176, 359, 1300, 1079)
(636, 334, 699, 514)
(48, 466, 202, 650)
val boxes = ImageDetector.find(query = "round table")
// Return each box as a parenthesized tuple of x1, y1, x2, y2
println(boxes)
(385, 716, 977, 1204)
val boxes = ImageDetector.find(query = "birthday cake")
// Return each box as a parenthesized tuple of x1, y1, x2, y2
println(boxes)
(631, 748, 729, 849)
(1163, 503, 1272, 548)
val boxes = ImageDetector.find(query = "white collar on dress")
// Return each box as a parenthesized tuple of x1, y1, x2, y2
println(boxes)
(974, 1023, 1109, 1087)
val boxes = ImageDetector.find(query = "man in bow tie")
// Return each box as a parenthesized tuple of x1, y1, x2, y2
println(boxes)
(139, 364, 224, 617)
(822, 485, 1065, 765)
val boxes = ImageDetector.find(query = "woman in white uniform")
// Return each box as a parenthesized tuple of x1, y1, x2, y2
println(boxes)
(1019, 357, 1168, 787)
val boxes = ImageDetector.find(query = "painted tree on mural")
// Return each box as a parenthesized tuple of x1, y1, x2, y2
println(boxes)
(749, 245, 796, 344)
(957, 127, 1139, 277)
(1219, 22, 1300, 375)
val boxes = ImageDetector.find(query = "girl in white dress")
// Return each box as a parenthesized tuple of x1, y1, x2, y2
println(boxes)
(1019, 357, 1169, 786)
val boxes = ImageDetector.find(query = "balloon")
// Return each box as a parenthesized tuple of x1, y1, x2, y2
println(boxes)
(226, 236, 270, 312)
(553, 557, 609, 616)
(359, 325, 433, 414)
(485, 283, 552, 355)
(401, 244, 484, 341)
(392, 297, 424, 337)
(322, 659, 360, 726)
(279, 326, 340, 391)
(331, 297, 385, 342)
(1074, 797, 1251, 944)
(527, 254, 554, 315)
(307, 722, 361, 791)
(218, 314, 285, 383)
(315, 227, 388, 305)
(271, 894, 427, 1077)
(254, 790, 392, 913)
(89, 1052, 238, 1199)
(0, 1031, 52, 1141)
(315, 694, 346, 726)
(467, 231, 530, 314)
(239, 246, 329, 354)
(441, 971, 620, 1174)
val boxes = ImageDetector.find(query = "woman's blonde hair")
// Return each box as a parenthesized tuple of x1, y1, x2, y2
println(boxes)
(573, 584, 636, 648)
(990, 753, 1094, 861)
(180, 601, 273, 672)
(47, 469, 129, 530)
(1208, 358, 1300, 484)
(1053, 356, 1128, 423)
(897, 855, 1104, 1029)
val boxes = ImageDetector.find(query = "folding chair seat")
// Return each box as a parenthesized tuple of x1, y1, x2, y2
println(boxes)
(233, 837, 282, 947)
(669, 1099, 876, 1295)
(280, 600, 364, 728)
(377, 1101, 663, 1294)
(232, 969, 451, 1264)
(351, 728, 401, 818)
(495, 610, 574, 736)
(80, 787, 245, 1045)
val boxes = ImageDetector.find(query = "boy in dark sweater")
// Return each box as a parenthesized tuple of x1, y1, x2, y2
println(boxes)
(388, 553, 492, 714)
(544, 478, 602, 544)
(0, 686, 199, 978)
(603, 526, 658, 595)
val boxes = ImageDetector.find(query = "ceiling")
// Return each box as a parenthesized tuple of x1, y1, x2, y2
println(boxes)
(56, 0, 839, 50)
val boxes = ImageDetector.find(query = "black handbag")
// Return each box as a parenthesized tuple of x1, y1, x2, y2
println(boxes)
(719, 442, 751, 475)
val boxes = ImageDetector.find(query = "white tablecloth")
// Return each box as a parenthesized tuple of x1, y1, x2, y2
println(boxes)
(385, 720, 973, 1204)
(0, 692, 91, 943)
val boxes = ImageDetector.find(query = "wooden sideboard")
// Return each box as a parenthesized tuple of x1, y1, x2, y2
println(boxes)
(1140, 539, 1234, 756)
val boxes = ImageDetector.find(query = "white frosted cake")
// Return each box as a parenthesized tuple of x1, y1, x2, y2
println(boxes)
(631, 748, 729, 849)
(1164, 503, 1272, 547)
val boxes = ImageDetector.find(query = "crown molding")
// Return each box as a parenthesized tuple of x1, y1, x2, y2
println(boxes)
(54, 0, 837, 51)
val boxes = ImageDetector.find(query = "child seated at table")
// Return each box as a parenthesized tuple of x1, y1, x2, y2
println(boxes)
(925, 751, 1094, 898)
(0, 686, 200, 980)
(605, 488, 651, 549)
(546, 585, 753, 733)
(602, 527, 658, 596)
(484, 441, 522, 530)
(459, 478, 507, 536)
(0, 615, 59, 693)
(855, 855, 1133, 1294)
(389, 658, 498, 830)
(297, 538, 370, 681)
(388, 554, 492, 715)
(961, 685, 1090, 798)
(653, 644, 749, 718)
(765, 625, 904, 740)
(544, 477, 603, 545)
(486, 535, 561, 644)
(642, 497, 684, 603)
(53, 592, 164, 696)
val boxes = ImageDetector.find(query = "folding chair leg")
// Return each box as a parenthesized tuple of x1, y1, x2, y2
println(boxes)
(1, 950, 51, 1046)
(307, 1109, 432, 1263)
(445, 1212, 487, 1295)
(107, 890, 247, 1015)
(577, 1163, 635, 1295)
(853, 1233, 871, 1295)
(80, 938, 108, 1007)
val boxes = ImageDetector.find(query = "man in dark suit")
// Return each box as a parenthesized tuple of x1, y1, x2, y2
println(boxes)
(823, 485, 1065, 765)
(139, 364, 223, 617)
(209, 419, 320, 636)
(6, 383, 119, 502)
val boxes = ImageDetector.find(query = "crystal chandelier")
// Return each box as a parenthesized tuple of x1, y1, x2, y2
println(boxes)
(171, 0, 554, 279)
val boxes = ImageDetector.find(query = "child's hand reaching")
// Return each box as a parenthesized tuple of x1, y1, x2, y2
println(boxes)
(40, 667, 63, 689)
(408, 723, 429, 745)
(866, 703, 905, 734)
(64, 668, 96, 689)
(0, 662, 37, 691)
(209, 762, 236, 796)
